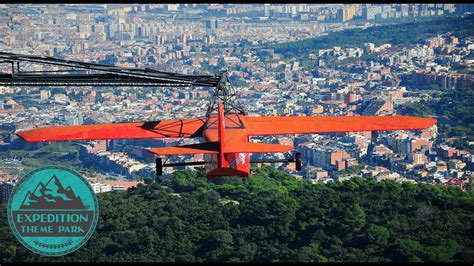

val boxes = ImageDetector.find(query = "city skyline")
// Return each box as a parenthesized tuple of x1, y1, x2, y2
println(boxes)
(0, 3, 472, 189)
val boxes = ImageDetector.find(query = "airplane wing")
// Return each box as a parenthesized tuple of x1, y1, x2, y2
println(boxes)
(245, 116, 437, 136)
(16, 118, 206, 142)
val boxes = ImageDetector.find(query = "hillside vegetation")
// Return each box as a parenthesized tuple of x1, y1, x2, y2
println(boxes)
(398, 87, 474, 154)
(1, 166, 473, 262)
(268, 14, 474, 58)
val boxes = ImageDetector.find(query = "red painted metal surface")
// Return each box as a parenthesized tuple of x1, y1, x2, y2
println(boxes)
(217, 103, 226, 168)
(244, 115, 436, 136)
(206, 166, 249, 178)
(16, 118, 206, 142)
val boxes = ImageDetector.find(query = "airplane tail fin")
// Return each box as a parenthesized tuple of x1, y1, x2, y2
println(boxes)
(218, 103, 226, 167)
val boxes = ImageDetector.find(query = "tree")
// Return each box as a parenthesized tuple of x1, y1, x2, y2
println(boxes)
(0, 167, 472, 262)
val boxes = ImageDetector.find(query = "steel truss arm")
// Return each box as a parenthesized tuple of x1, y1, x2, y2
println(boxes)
(0, 52, 220, 87)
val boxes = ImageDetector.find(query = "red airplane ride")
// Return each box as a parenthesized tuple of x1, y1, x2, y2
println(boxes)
(16, 71, 437, 179)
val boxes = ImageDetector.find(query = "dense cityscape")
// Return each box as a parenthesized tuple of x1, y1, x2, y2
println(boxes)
(0, 3, 473, 203)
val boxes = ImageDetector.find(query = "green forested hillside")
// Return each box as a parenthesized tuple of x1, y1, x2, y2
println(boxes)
(398, 87, 474, 153)
(1, 166, 473, 262)
(269, 14, 474, 58)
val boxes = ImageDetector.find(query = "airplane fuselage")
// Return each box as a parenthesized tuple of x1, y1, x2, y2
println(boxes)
(202, 109, 252, 178)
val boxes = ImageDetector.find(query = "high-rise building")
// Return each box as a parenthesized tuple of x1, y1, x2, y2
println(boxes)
(167, 4, 180, 11)
(456, 4, 474, 14)
(362, 4, 382, 20)
(66, 114, 84, 126)
(205, 19, 218, 35)
(0, 182, 13, 204)
(264, 4, 271, 17)
(343, 5, 356, 21)
(40, 89, 50, 100)
(339, 5, 356, 22)
(302, 146, 351, 170)
(410, 152, 427, 166)
(364, 42, 375, 53)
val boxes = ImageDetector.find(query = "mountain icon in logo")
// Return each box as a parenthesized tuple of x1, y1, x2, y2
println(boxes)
(20, 175, 85, 209)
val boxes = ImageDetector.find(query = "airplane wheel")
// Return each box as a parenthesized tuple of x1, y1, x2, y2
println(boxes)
(156, 158, 163, 176)
(295, 152, 302, 171)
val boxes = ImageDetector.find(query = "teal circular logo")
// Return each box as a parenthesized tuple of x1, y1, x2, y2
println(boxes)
(7, 166, 99, 256)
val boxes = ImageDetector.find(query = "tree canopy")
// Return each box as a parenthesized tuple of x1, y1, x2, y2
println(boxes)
(398, 87, 474, 154)
(1, 166, 473, 262)
(267, 14, 474, 58)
